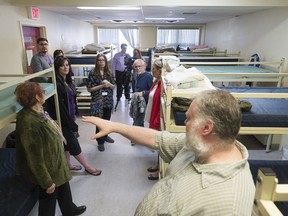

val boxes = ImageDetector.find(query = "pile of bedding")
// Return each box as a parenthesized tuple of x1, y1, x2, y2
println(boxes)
(82, 43, 105, 54)
(164, 65, 213, 89)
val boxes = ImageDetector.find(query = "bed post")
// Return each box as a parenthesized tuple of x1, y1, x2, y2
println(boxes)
(51, 65, 62, 128)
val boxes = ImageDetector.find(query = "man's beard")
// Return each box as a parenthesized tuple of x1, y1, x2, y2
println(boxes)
(185, 121, 210, 157)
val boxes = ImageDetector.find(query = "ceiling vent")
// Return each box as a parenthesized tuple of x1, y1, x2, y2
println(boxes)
(112, 19, 124, 22)
(182, 12, 197, 15)
(165, 20, 179, 23)
(111, 20, 144, 23)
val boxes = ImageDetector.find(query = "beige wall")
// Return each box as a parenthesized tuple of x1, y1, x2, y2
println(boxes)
(0, 3, 94, 145)
(205, 7, 288, 85)
(0, 3, 94, 75)
(205, 8, 288, 62)
(139, 26, 157, 49)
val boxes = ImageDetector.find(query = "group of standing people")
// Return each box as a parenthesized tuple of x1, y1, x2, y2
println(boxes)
(15, 39, 163, 215)
(14, 38, 255, 216)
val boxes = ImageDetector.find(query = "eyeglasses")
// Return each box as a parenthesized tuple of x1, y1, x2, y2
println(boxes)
(134, 65, 143, 68)
(97, 59, 105, 62)
(39, 43, 48, 46)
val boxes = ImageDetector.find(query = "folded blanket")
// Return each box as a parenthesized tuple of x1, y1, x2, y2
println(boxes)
(84, 43, 105, 52)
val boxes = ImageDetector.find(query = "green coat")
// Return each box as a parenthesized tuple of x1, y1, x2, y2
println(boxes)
(15, 108, 71, 189)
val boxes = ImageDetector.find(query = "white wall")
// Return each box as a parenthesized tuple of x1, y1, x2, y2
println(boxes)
(0, 2, 94, 146)
(0, 3, 94, 75)
(205, 8, 288, 62)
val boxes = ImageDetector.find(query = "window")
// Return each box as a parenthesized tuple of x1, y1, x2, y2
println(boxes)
(98, 28, 139, 55)
(157, 28, 200, 48)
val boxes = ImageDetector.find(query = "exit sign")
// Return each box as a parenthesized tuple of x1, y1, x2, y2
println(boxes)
(28, 7, 40, 20)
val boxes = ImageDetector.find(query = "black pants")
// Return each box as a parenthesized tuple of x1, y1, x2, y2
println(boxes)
(96, 107, 112, 145)
(62, 127, 81, 156)
(38, 182, 77, 216)
(116, 70, 130, 100)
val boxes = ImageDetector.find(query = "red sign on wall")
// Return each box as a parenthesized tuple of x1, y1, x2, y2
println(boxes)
(28, 7, 40, 20)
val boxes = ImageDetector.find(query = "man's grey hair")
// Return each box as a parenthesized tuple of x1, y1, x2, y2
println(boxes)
(193, 89, 241, 141)
(133, 59, 146, 66)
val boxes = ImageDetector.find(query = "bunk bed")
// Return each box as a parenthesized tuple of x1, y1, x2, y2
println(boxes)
(161, 74, 288, 150)
(0, 68, 60, 216)
(152, 48, 240, 62)
(66, 44, 115, 68)
(159, 56, 286, 86)
(159, 75, 288, 178)
(66, 45, 116, 111)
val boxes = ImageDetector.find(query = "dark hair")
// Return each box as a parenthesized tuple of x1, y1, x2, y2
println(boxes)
(53, 49, 64, 59)
(94, 54, 112, 79)
(14, 82, 44, 108)
(120, 43, 127, 49)
(54, 56, 73, 85)
(133, 48, 142, 59)
(37, 37, 48, 44)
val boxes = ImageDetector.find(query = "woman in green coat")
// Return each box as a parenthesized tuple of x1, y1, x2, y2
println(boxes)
(15, 82, 86, 216)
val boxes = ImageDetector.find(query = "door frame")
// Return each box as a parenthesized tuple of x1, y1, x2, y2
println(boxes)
(19, 21, 47, 74)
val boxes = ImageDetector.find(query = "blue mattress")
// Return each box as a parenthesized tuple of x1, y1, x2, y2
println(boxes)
(0, 148, 39, 216)
(67, 56, 96, 65)
(172, 87, 288, 127)
(0, 82, 54, 122)
(220, 87, 288, 127)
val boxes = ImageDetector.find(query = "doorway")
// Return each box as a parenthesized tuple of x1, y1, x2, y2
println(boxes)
(20, 24, 46, 74)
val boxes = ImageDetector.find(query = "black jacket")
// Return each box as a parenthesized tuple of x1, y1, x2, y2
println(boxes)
(46, 75, 78, 132)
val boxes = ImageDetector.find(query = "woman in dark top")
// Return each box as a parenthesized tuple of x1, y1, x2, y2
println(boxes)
(53, 49, 74, 81)
(47, 56, 101, 176)
(87, 54, 115, 152)
(15, 82, 86, 216)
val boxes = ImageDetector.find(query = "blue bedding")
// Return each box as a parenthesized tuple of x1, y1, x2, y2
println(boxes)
(219, 87, 288, 127)
(67, 56, 96, 65)
(0, 148, 39, 216)
(172, 87, 288, 127)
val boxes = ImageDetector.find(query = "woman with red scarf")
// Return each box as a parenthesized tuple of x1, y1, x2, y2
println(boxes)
(144, 59, 163, 180)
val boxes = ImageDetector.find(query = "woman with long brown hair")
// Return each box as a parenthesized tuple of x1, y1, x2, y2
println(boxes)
(47, 56, 102, 176)
(87, 54, 115, 151)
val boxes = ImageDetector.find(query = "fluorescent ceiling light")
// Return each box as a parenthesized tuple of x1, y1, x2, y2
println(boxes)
(77, 7, 140, 10)
(145, 18, 185, 20)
